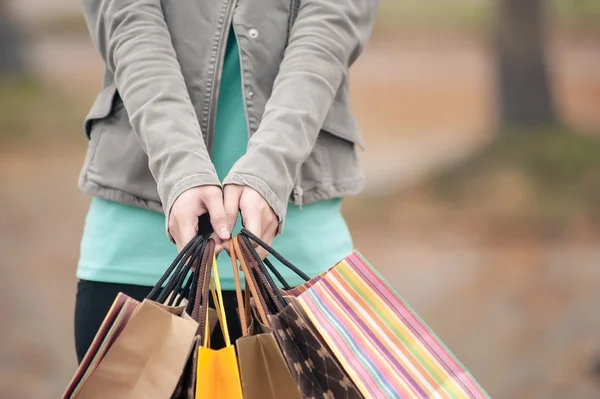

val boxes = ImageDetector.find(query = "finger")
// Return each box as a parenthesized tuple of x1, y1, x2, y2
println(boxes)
(204, 190, 230, 241)
(240, 199, 262, 242)
(257, 220, 277, 259)
(167, 217, 181, 251)
(177, 212, 200, 252)
(223, 185, 243, 232)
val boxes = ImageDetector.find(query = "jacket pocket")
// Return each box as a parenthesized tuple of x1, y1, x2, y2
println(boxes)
(84, 84, 118, 138)
(301, 127, 363, 191)
(321, 84, 365, 150)
(80, 85, 160, 202)
(79, 84, 118, 191)
(300, 82, 365, 193)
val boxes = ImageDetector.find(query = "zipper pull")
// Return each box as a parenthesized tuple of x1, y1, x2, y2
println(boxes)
(293, 186, 303, 208)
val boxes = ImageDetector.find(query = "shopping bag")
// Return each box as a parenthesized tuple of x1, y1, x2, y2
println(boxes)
(235, 234, 364, 399)
(171, 336, 200, 399)
(62, 294, 141, 398)
(195, 247, 243, 399)
(239, 229, 490, 399)
(229, 237, 302, 399)
(170, 269, 203, 399)
(63, 235, 207, 399)
(171, 237, 224, 399)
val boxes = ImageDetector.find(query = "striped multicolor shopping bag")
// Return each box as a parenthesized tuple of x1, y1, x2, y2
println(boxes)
(238, 229, 489, 399)
(293, 251, 489, 399)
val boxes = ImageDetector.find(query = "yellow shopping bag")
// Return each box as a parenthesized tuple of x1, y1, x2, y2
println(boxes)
(195, 255, 243, 399)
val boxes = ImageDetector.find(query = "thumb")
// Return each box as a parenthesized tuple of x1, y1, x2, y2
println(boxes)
(204, 192, 230, 241)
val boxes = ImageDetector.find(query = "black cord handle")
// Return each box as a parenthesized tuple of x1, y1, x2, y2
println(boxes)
(168, 238, 207, 307)
(147, 236, 198, 301)
(175, 270, 194, 307)
(148, 235, 206, 303)
(263, 258, 292, 290)
(156, 237, 205, 304)
(240, 228, 311, 282)
(239, 234, 290, 309)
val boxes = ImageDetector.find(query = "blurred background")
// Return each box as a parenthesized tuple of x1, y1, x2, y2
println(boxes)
(0, 0, 599, 397)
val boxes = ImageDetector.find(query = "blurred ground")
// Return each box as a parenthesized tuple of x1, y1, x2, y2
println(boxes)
(1, 3, 600, 399)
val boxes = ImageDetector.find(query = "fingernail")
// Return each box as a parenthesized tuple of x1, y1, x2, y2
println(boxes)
(219, 228, 230, 240)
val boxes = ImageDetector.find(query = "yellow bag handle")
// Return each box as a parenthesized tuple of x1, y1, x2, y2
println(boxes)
(203, 254, 231, 348)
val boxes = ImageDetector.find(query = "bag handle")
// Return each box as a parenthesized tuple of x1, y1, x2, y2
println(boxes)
(238, 238, 272, 323)
(146, 235, 205, 302)
(238, 235, 287, 312)
(239, 228, 311, 282)
(231, 236, 270, 332)
(147, 236, 196, 301)
(229, 236, 248, 334)
(202, 254, 233, 348)
(263, 258, 292, 290)
(148, 213, 214, 303)
(184, 238, 209, 313)
(192, 239, 215, 343)
(161, 237, 207, 306)
(175, 267, 195, 307)
(167, 241, 201, 307)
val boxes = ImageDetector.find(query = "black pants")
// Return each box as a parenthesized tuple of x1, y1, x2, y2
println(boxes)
(74, 279, 244, 363)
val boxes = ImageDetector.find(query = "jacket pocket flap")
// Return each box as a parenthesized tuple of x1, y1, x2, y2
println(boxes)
(322, 97, 365, 150)
(323, 126, 365, 150)
(84, 84, 118, 137)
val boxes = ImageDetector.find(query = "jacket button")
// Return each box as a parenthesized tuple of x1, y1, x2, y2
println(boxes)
(248, 28, 259, 39)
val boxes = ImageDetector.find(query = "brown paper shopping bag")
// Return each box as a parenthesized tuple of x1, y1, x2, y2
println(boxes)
(76, 300, 198, 398)
(230, 237, 301, 399)
(62, 293, 141, 398)
(63, 235, 209, 399)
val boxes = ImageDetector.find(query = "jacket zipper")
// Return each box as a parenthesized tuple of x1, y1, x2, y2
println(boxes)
(206, 0, 237, 153)
(288, 0, 298, 38)
(225, 0, 304, 206)
(289, 0, 302, 207)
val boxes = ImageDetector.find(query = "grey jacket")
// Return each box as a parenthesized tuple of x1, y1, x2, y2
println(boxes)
(79, 0, 379, 234)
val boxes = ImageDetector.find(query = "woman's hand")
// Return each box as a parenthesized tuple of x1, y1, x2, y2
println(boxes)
(168, 185, 230, 251)
(223, 184, 278, 256)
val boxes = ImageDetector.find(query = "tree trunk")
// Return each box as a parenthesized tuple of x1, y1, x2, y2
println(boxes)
(497, 0, 556, 127)
(0, 0, 26, 76)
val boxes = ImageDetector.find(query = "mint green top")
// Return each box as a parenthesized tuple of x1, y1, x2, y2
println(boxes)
(77, 30, 353, 290)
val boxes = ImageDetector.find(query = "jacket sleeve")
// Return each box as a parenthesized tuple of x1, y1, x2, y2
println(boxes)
(223, 0, 379, 229)
(81, 0, 220, 236)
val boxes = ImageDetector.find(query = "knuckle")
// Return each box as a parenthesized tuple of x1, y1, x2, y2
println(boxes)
(199, 185, 221, 200)
(206, 191, 221, 202)
(224, 184, 240, 194)
(226, 210, 238, 220)
(207, 185, 223, 196)
(212, 211, 228, 222)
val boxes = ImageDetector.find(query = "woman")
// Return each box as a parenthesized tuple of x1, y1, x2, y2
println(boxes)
(75, 0, 379, 362)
